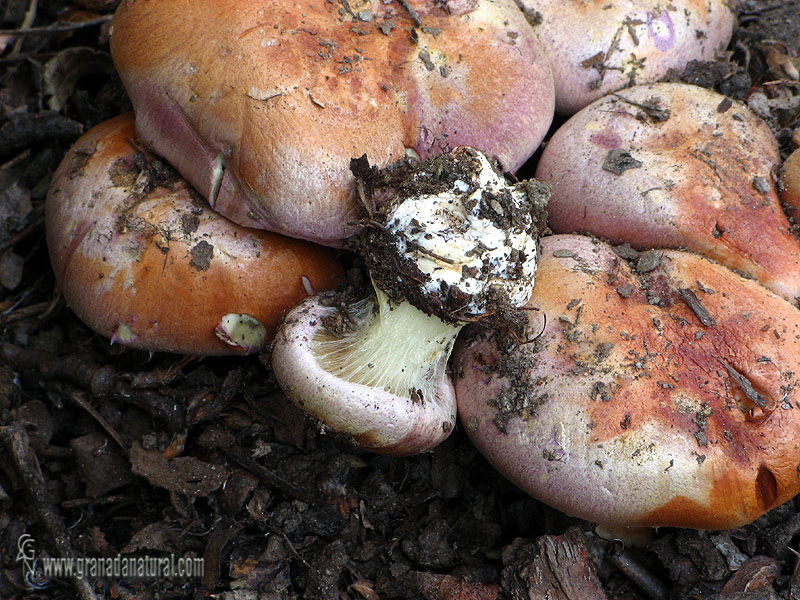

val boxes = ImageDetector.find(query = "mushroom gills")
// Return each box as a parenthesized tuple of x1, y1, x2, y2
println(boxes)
(313, 288, 460, 402)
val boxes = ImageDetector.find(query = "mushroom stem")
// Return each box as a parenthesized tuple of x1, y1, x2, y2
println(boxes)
(271, 290, 461, 456)
(315, 287, 461, 400)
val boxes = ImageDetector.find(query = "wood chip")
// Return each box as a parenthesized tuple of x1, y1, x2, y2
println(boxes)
(678, 288, 716, 327)
(722, 361, 766, 408)
(602, 149, 642, 175)
(501, 528, 608, 600)
(636, 251, 661, 273)
(552, 249, 576, 258)
(717, 96, 733, 113)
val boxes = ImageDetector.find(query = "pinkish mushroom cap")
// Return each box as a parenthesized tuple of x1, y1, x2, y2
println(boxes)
(454, 234, 800, 530)
(110, 0, 555, 245)
(535, 82, 800, 304)
(46, 113, 342, 355)
(520, 0, 735, 114)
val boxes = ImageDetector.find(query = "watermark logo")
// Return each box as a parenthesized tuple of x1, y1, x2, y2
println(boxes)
(15, 534, 48, 590)
(15, 533, 35, 573)
(14, 533, 204, 586)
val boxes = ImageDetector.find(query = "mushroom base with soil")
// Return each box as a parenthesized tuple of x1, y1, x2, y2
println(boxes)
(272, 147, 550, 455)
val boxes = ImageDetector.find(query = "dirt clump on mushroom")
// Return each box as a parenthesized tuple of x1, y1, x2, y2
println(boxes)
(353, 150, 550, 324)
(271, 147, 550, 455)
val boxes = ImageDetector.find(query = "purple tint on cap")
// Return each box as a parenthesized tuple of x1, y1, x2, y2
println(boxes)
(590, 131, 622, 150)
(648, 10, 675, 52)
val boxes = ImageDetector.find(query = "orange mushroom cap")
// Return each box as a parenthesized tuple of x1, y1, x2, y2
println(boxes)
(454, 234, 800, 530)
(109, 0, 555, 245)
(46, 113, 342, 355)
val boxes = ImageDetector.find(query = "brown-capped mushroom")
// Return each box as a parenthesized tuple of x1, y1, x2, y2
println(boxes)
(454, 234, 800, 531)
(535, 82, 800, 304)
(46, 113, 342, 355)
(520, 0, 735, 114)
(109, 0, 555, 245)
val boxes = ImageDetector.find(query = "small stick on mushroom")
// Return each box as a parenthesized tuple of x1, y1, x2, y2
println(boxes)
(271, 147, 550, 455)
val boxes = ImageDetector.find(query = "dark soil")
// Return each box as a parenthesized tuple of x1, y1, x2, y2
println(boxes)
(1, 1, 799, 599)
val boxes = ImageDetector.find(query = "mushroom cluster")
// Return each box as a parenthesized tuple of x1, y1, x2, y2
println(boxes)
(47, 0, 556, 354)
(43, 0, 800, 536)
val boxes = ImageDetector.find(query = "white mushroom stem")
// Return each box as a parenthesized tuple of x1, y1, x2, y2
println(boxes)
(271, 290, 460, 457)
(314, 288, 461, 401)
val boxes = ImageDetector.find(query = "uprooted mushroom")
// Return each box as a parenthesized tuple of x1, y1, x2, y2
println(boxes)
(271, 148, 550, 455)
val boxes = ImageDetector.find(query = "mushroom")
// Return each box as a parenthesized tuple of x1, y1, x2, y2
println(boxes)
(454, 234, 800, 532)
(109, 0, 555, 245)
(519, 0, 735, 114)
(46, 113, 342, 355)
(271, 147, 550, 455)
(535, 82, 800, 304)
